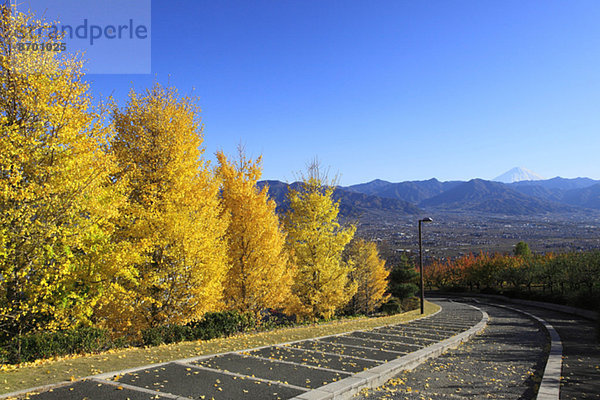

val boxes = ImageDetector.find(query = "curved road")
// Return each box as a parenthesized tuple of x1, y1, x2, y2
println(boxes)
(500, 300, 600, 400)
(356, 297, 600, 400)
(7, 298, 598, 399)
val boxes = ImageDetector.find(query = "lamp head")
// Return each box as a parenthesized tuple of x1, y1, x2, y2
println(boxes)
(420, 217, 433, 223)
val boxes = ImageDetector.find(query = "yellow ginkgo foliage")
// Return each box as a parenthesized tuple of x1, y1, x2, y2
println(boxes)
(0, 6, 127, 338)
(105, 83, 229, 334)
(345, 239, 390, 315)
(285, 161, 356, 319)
(216, 148, 296, 314)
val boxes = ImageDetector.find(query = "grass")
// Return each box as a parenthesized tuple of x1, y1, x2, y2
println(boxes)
(0, 301, 439, 396)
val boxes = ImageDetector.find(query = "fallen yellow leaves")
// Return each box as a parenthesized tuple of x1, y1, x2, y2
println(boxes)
(0, 302, 440, 395)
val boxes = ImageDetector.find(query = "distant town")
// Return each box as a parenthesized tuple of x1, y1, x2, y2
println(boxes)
(358, 211, 600, 264)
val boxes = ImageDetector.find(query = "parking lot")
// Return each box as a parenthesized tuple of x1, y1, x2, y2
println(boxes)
(13, 300, 483, 400)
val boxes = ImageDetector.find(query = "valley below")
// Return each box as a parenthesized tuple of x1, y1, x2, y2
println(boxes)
(355, 210, 600, 263)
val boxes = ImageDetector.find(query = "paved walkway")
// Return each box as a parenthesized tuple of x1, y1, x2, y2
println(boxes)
(355, 300, 549, 400)
(7, 300, 483, 400)
(493, 300, 600, 400)
(357, 296, 600, 400)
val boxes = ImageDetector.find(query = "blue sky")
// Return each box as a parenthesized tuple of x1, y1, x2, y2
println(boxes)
(65, 1, 600, 185)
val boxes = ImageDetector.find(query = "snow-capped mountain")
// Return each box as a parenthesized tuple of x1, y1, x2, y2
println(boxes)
(493, 167, 545, 183)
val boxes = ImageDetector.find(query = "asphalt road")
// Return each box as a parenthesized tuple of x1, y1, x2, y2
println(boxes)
(356, 301, 547, 400)
(499, 301, 600, 400)
(356, 297, 600, 400)
(12, 300, 482, 400)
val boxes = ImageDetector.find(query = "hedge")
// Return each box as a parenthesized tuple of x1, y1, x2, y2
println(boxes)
(141, 310, 256, 346)
(3, 327, 113, 364)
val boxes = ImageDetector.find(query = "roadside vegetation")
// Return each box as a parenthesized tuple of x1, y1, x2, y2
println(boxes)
(0, 6, 420, 365)
(425, 241, 600, 311)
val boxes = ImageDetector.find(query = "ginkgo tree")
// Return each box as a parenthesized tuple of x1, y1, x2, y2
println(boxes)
(345, 239, 390, 315)
(0, 6, 124, 341)
(216, 148, 296, 314)
(106, 83, 229, 334)
(285, 160, 356, 319)
(0, 2, 409, 350)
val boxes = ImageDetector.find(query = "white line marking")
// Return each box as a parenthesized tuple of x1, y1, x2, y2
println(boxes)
(405, 322, 467, 330)
(352, 330, 439, 342)
(173, 362, 309, 392)
(273, 344, 385, 364)
(91, 377, 184, 399)
(332, 333, 426, 347)
(303, 339, 410, 355)
(234, 352, 352, 375)
(375, 326, 453, 339)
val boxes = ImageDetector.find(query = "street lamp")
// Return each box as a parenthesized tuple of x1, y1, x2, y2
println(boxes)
(418, 217, 433, 314)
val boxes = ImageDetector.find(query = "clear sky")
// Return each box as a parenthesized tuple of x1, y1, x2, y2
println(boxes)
(83, 0, 600, 185)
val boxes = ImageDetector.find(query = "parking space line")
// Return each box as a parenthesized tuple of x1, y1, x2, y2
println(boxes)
(90, 377, 184, 399)
(311, 339, 412, 354)
(274, 345, 385, 364)
(401, 325, 464, 333)
(407, 322, 468, 330)
(384, 328, 459, 338)
(334, 334, 426, 348)
(383, 325, 458, 334)
(374, 327, 451, 339)
(172, 361, 310, 392)
(235, 353, 351, 375)
(353, 331, 439, 342)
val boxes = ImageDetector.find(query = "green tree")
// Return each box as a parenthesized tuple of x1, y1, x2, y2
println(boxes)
(388, 253, 419, 300)
(514, 241, 531, 257)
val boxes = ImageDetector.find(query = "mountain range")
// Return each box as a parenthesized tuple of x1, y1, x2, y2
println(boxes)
(258, 180, 420, 218)
(258, 172, 600, 218)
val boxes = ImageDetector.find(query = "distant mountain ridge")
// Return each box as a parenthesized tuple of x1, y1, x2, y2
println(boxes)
(257, 180, 421, 218)
(511, 176, 599, 190)
(347, 178, 462, 203)
(561, 184, 600, 209)
(509, 178, 600, 209)
(258, 173, 600, 217)
(420, 179, 574, 214)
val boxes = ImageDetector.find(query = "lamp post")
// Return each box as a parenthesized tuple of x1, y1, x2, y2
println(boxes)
(418, 217, 433, 314)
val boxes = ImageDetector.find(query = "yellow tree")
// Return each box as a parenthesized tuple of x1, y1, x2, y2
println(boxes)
(285, 161, 356, 319)
(216, 148, 295, 314)
(346, 239, 390, 315)
(106, 83, 229, 334)
(0, 6, 127, 340)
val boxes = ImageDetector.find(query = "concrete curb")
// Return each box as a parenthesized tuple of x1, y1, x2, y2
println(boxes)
(512, 309, 562, 400)
(290, 302, 489, 400)
(474, 301, 562, 400)
(0, 305, 441, 400)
